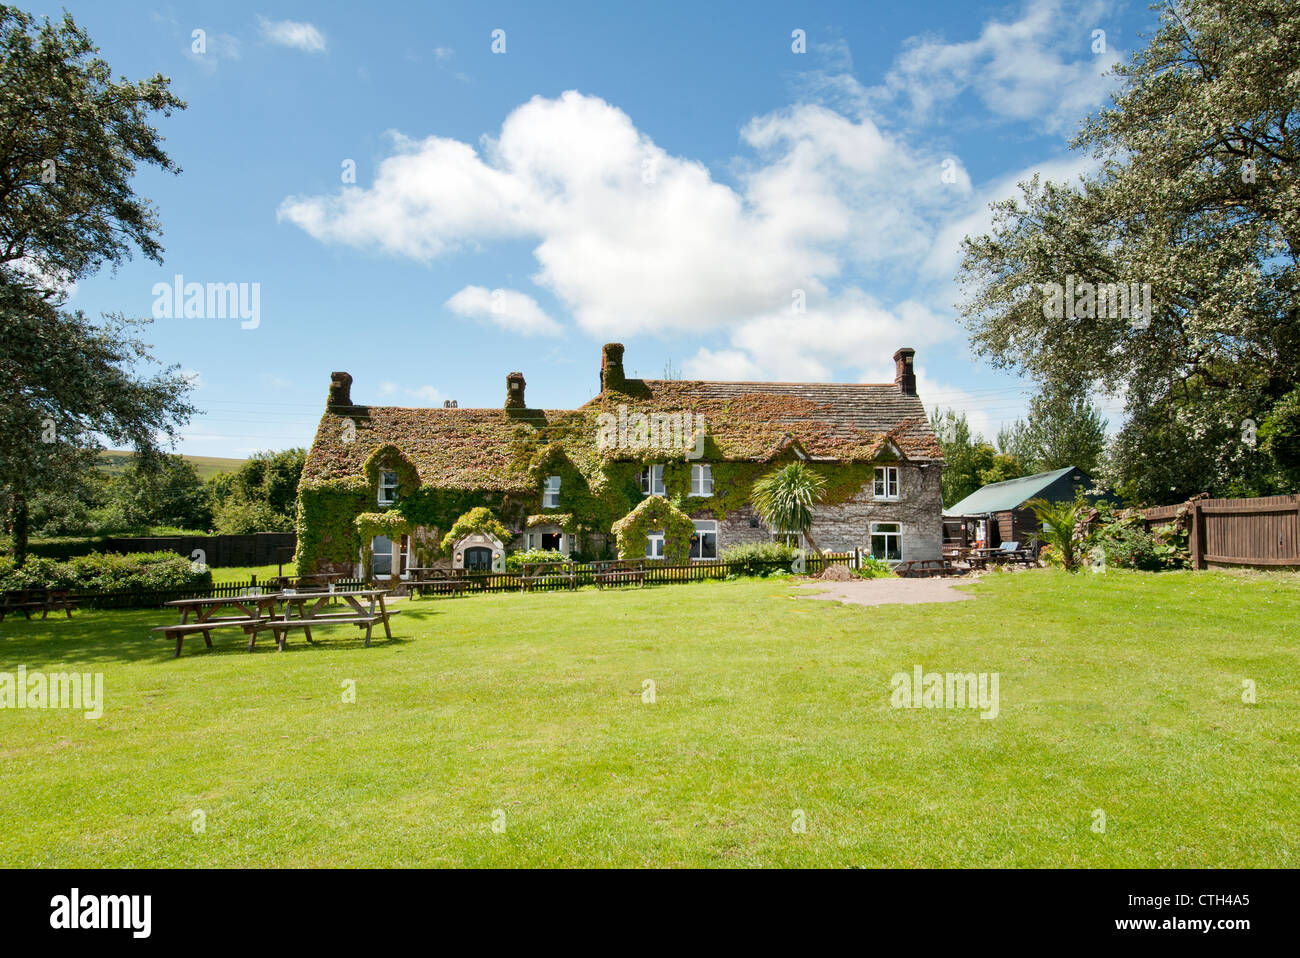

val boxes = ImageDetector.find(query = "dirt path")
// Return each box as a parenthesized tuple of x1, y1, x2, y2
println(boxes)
(791, 575, 979, 606)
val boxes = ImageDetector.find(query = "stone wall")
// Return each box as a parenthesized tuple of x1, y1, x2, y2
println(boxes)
(807, 464, 943, 560)
(692, 463, 944, 561)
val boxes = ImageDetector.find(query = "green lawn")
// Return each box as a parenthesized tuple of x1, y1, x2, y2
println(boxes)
(0, 570, 1296, 867)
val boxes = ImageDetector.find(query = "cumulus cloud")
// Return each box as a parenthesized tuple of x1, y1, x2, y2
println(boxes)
(445, 285, 561, 336)
(278, 91, 964, 354)
(258, 17, 327, 53)
(683, 293, 955, 383)
(874, 0, 1122, 135)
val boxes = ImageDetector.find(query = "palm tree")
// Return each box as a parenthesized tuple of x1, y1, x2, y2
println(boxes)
(750, 461, 827, 554)
(1026, 496, 1085, 571)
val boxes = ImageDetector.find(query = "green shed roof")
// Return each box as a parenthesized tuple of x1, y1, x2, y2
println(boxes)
(944, 466, 1088, 516)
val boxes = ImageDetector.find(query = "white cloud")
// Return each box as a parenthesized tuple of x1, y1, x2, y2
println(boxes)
(180, 368, 204, 389)
(258, 17, 327, 53)
(279, 91, 966, 341)
(683, 292, 955, 383)
(407, 385, 442, 404)
(446, 286, 561, 336)
(875, 0, 1122, 135)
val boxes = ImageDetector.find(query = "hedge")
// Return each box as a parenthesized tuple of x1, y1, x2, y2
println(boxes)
(0, 552, 214, 593)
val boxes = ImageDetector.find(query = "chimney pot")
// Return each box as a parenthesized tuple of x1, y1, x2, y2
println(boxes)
(600, 343, 626, 393)
(505, 372, 526, 409)
(328, 371, 353, 408)
(893, 348, 916, 396)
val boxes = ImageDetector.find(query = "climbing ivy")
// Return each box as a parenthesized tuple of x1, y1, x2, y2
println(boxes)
(294, 479, 369, 574)
(611, 495, 696, 563)
(439, 507, 513, 555)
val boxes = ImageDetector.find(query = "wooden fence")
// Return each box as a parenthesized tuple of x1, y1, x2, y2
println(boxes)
(104, 533, 296, 566)
(411, 552, 855, 598)
(49, 553, 856, 609)
(1139, 495, 1300, 569)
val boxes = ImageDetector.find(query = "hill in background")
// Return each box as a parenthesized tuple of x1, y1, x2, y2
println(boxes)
(98, 450, 248, 480)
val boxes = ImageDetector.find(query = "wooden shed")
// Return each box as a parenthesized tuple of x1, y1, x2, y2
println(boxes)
(943, 467, 1106, 549)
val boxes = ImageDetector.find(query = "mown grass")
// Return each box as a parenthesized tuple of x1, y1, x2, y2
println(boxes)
(0, 569, 1295, 867)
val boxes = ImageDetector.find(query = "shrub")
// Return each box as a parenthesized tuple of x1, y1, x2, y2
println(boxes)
(851, 556, 896, 579)
(504, 549, 566, 573)
(0, 551, 212, 593)
(1091, 504, 1190, 571)
(719, 541, 799, 564)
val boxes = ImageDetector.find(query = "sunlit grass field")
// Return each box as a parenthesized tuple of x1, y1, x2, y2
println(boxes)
(0, 570, 1295, 867)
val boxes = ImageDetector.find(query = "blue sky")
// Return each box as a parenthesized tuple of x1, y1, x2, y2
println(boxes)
(37, 0, 1153, 458)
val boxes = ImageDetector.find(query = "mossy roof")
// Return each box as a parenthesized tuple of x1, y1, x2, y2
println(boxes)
(581, 378, 943, 462)
(302, 378, 942, 491)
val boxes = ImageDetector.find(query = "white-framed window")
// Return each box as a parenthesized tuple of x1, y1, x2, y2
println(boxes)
(690, 520, 718, 560)
(378, 470, 400, 506)
(371, 535, 394, 576)
(525, 529, 565, 554)
(645, 530, 665, 559)
(873, 465, 900, 500)
(871, 522, 903, 561)
(543, 475, 561, 508)
(690, 464, 713, 496)
(640, 464, 665, 496)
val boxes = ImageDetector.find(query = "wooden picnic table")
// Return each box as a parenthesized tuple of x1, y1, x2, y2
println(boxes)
(154, 593, 282, 657)
(408, 568, 473, 596)
(590, 560, 647, 588)
(0, 588, 78, 621)
(895, 558, 963, 578)
(255, 589, 399, 651)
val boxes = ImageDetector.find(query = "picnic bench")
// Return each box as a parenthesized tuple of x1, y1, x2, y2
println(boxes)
(895, 558, 963, 578)
(409, 568, 474, 596)
(253, 589, 399, 651)
(590, 559, 647, 589)
(972, 541, 1038, 567)
(152, 593, 282, 657)
(0, 588, 78, 621)
(152, 589, 399, 657)
(521, 562, 580, 591)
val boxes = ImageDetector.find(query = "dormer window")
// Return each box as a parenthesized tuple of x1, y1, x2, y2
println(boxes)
(873, 466, 900, 500)
(639, 465, 665, 496)
(378, 470, 400, 506)
(543, 475, 561, 508)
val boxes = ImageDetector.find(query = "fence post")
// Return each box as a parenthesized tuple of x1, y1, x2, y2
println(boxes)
(1190, 501, 1206, 570)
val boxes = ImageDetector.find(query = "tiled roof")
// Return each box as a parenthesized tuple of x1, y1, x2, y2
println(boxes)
(302, 375, 942, 490)
(583, 379, 942, 462)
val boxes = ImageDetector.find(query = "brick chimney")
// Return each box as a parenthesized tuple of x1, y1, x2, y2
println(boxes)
(893, 348, 916, 396)
(505, 371, 526, 409)
(328, 371, 353, 408)
(600, 343, 626, 393)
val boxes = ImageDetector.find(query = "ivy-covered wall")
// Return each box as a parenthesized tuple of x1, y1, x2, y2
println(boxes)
(297, 435, 905, 573)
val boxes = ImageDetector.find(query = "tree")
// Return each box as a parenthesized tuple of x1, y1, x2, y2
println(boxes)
(1001, 387, 1108, 474)
(94, 454, 211, 532)
(932, 408, 1027, 507)
(957, 0, 1299, 504)
(207, 449, 306, 533)
(0, 8, 191, 563)
(750, 461, 827, 554)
